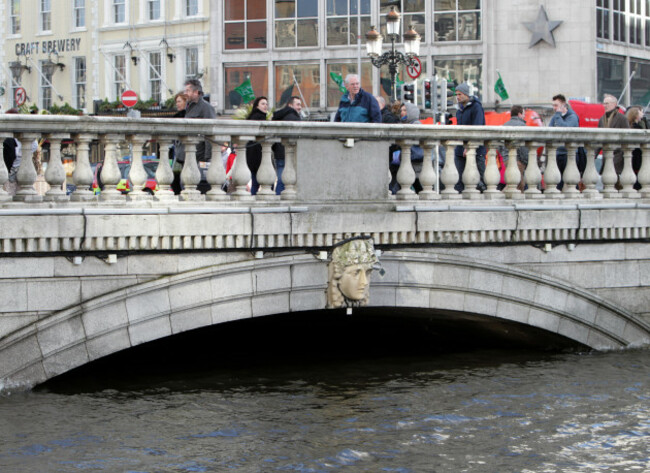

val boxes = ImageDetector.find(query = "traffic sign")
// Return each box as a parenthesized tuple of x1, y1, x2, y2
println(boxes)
(406, 57, 422, 79)
(121, 89, 138, 108)
(14, 87, 26, 107)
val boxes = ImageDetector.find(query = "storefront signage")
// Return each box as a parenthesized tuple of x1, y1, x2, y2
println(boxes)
(15, 38, 82, 57)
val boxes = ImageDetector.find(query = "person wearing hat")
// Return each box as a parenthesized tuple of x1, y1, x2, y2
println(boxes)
(454, 82, 486, 192)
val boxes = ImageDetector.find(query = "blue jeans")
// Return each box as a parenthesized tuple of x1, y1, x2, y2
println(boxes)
(275, 159, 285, 195)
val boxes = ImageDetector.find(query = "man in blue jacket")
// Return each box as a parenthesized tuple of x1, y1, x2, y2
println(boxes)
(454, 82, 486, 192)
(549, 94, 580, 190)
(334, 74, 381, 123)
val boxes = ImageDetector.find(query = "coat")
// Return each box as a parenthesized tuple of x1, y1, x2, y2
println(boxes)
(334, 88, 381, 123)
(455, 96, 486, 158)
(246, 108, 268, 174)
(183, 95, 216, 162)
(271, 105, 301, 161)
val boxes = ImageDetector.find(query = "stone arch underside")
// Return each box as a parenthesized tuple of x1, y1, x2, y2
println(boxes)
(2, 251, 649, 390)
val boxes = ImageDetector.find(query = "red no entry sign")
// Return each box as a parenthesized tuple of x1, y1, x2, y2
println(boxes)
(121, 89, 138, 108)
(14, 87, 26, 107)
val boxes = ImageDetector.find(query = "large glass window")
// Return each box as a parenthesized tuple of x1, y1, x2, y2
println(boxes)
(73, 0, 85, 28)
(40, 0, 51, 32)
(40, 59, 53, 110)
(275, 0, 319, 48)
(11, 0, 21, 35)
(326, 0, 371, 46)
(113, 0, 125, 23)
(597, 0, 609, 40)
(612, 0, 625, 42)
(74, 56, 86, 110)
(148, 0, 161, 20)
(185, 47, 199, 80)
(114, 55, 127, 99)
(275, 64, 320, 108)
(149, 52, 162, 102)
(186, 0, 198, 16)
(597, 54, 625, 100)
(327, 61, 372, 107)
(434, 57, 482, 99)
(629, 59, 650, 106)
(646, 0, 650, 46)
(224, 65, 268, 109)
(225, 0, 267, 50)
(433, 0, 480, 42)
(380, 0, 425, 42)
(629, 0, 643, 45)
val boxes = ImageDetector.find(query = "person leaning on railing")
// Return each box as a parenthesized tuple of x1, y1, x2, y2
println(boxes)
(549, 94, 580, 190)
(598, 94, 629, 189)
(454, 82, 487, 192)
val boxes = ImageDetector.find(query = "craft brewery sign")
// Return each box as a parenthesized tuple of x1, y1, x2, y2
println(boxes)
(14, 38, 82, 56)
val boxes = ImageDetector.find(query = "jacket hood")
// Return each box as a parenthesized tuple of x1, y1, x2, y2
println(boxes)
(402, 102, 420, 123)
(273, 105, 301, 121)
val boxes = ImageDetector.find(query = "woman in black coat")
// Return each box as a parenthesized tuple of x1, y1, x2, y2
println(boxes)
(246, 96, 268, 195)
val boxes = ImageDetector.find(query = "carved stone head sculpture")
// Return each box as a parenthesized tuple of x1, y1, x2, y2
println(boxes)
(327, 237, 378, 308)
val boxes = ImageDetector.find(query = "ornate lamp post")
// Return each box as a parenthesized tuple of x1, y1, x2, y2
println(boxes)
(366, 6, 421, 101)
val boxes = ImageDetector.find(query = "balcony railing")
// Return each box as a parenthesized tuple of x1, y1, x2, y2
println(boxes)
(1, 114, 648, 205)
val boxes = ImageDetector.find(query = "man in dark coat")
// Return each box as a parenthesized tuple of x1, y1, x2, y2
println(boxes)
(454, 82, 486, 192)
(598, 94, 629, 177)
(271, 96, 302, 195)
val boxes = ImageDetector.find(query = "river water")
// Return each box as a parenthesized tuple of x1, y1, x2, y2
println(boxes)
(1, 315, 649, 473)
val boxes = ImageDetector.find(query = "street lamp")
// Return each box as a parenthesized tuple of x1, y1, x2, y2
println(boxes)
(366, 6, 421, 101)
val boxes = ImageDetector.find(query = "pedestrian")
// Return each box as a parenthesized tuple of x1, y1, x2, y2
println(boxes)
(271, 96, 302, 194)
(334, 74, 381, 123)
(501, 105, 529, 191)
(598, 94, 629, 181)
(454, 82, 486, 192)
(171, 91, 188, 194)
(375, 95, 400, 124)
(246, 96, 269, 195)
(548, 94, 579, 190)
(626, 106, 643, 189)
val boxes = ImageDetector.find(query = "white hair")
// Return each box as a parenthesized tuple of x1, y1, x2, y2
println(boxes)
(344, 74, 360, 85)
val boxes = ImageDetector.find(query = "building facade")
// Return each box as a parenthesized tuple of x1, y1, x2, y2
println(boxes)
(2, 1, 649, 116)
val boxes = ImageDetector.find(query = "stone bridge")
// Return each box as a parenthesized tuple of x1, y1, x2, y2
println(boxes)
(0, 115, 648, 390)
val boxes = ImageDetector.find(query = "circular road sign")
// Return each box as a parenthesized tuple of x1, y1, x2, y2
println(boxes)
(406, 57, 422, 79)
(121, 89, 138, 108)
(14, 87, 27, 107)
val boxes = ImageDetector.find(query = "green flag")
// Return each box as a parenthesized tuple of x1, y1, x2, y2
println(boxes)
(234, 77, 256, 103)
(330, 72, 347, 93)
(494, 72, 509, 101)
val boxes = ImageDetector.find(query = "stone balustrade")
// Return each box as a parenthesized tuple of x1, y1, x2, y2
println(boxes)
(0, 114, 648, 205)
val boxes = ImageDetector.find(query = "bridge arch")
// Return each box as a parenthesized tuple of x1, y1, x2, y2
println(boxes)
(1, 251, 649, 390)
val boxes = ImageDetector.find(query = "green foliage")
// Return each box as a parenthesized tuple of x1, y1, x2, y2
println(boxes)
(48, 103, 83, 116)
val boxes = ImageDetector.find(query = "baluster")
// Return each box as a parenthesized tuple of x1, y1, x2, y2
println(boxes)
(524, 141, 543, 199)
(70, 134, 96, 201)
(280, 139, 297, 201)
(601, 143, 620, 198)
(418, 140, 440, 200)
(581, 144, 601, 199)
(256, 140, 279, 200)
(127, 135, 151, 200)
(619, 144, 639, 198)
(180, 135, 204, 201)
(14, 133, 42, 202)
(231, 135, 254, 201)
(206, 135, 229, 201)
(639, 143, 650, 198)
(99, 134, 126, 202)
(543, 143, 562, 198)
(154, 138, 176, 201)
(440, 141, 461, 200)
(0, 133, 12, 202)
(503, 141, 523, 200)
(396, 140, 418, 200)
(483, 144, 503, 200)
(462, 141, 482, 199)
(562, 142, 582, 199)
(44, 134, 69, 202)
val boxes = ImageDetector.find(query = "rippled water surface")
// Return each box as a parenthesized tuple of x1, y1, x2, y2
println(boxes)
(1, 345, 648, 473)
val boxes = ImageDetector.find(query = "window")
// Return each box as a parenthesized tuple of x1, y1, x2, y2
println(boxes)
(224, 65, 268, 109)
(380, 0, 425, 42)
(379, 62, 426, 101)
(275, 0, 319, 48)
(113, 0, 126, 23)
(612, 0, 625, 42)
(630, 59, 650, 105)
(149, 52, 162, 102)
(40, 0, 51, 32)
(597, 54, 625, 100)
(148, 0, 161, 20)
(433, 0, 480, 42)
(275, 63, 320, 108)
(10, 66, 22, 108)
(74, 57, 86, 110)
(10, 0, 21, 35)
(597, 0, 609, 40)
(73, 0, 85, 28)
(327, 62, 372, 106)
(434, 57, 482, 99)
(629, 0, 642, 45)
(646, 0, 650, 46)
(40, 59, 53, 110)
(186, 0, 198, 16)
(114, 55, 127, 99)
(327, 0, 371, 46)
(185, 47, 199, 79)
(225, 0, 267, 50)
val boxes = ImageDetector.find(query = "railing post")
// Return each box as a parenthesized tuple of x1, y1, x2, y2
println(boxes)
(418, 140, 440, 200)
(524, 141, 543, 199)
(601, 143, 620, 198)
(180, 135, 204, 201)
(543, 143, 563, 198)
(127, 135, 152, 200)
(503, 141, 524, 200)
(255, 139, 280, 200)
(154, 138, 176, 201)
(396, 140, 418, 200)
(43, 134, 70, 202)
(639, 143, 650, 198)
(462, 141, 482, 199)
(619, 144, 640, 198)
(70, 134, 96, 201)
(205, 135, 230, 201)
(280, 139, 297, 201)
(0, 132, 13, 202)
(440, 140, 461, 200)
(483, 143, 503, 200)
(231, 135, 255, 201)
(581, 144, 601, 199)
(99, 134, 127, 202)
(14, 133, 42, 202)
(562, 142, 582, 199)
